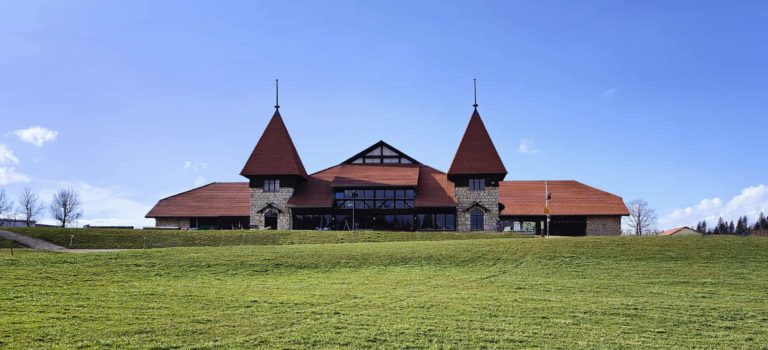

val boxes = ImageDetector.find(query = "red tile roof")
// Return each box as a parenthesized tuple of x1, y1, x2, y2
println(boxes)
(448, 109, 507, 176)
(287, 164, 456, 208)
(415, 165, 457, 207)
(146, 183, 250, 218)
(241, 110, 307, 178)
(331, 164, 420, 187)
(499, 180, 629, 216)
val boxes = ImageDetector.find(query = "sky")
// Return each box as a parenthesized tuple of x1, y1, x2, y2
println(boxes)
(1, 0, 767, 229)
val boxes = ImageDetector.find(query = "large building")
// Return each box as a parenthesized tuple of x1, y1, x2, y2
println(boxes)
(147, 99, 628, 235)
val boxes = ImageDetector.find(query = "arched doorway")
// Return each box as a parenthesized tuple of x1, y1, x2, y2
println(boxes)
(264, 210, 278, 230)
(470, 208, 484, 231)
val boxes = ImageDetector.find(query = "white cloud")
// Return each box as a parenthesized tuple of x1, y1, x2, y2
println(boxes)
(659, 184, 768, 229)
(37, 181, 153, 228)
(183, 161, 208, 172)
(602, 88, 617, 99)
(0, 167, 30, 185)
(14, 126, 58, 146)
(0, 144, 28, 185)
(518, 139, 538, 155)
(194, 176, 206, 186)
(0, 144, 19, 164)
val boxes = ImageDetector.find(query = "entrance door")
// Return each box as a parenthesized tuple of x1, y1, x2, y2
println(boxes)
(264, 211, 278, 230)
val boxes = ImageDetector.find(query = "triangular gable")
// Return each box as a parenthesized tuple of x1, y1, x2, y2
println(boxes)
(341, 140, 421, 165)
(256, 202, 284, 214)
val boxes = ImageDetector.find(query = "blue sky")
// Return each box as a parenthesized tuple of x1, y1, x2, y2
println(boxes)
(1, 0, 767, 229)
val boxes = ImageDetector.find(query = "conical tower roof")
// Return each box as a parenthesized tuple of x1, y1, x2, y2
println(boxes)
(241, 110, 307, 178)
(448, 109, 507, 176)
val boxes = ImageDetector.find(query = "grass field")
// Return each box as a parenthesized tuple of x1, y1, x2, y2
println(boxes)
(1, 235, 767, 349)
(4, 227, 528, 249)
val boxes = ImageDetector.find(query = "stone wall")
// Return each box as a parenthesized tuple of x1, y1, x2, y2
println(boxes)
(586, 216, 622, 236)
(155, 217, 190, 229)
(250, 187, 294, 230)
(455, 186, 499, 232)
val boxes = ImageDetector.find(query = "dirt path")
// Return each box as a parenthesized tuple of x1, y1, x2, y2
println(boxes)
(0, 230, 123, 253)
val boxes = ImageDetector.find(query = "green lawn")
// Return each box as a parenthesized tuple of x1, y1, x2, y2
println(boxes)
(4, 227, 529, 249)
(1, 236, 767, 349)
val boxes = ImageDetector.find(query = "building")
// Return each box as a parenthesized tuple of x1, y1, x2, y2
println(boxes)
(660, 226, 703, 236)
(147, 95, 629, 235)
(0, 219, 36, 228)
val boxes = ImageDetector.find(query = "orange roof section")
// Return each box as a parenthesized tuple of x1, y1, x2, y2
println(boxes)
(499, 180, 629, 216)
(145, 183, 250, 218)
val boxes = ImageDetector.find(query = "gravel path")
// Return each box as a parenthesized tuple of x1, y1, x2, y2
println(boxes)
(0, 230, 123, 253)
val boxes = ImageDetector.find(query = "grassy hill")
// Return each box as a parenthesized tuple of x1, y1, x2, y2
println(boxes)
(4, 227, 528, 249)
(1, 236, 767, 348)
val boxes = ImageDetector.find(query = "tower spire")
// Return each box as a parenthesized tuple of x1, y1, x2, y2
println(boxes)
(274, 79, 280, 110)
(472, 78, 478, 109)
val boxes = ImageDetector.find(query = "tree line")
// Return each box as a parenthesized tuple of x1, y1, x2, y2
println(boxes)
(694, 213, 768, 235)
(0, 186, 84, 228)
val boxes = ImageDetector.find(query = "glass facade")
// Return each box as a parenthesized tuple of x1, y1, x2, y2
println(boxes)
(293, 187, 455, 231)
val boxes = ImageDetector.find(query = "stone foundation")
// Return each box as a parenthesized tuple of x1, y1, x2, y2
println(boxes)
(586, 216, 621, 236)
(455, 186, 499, 232)
(155, 217, 190, 229)
(250, 187, 294, 230)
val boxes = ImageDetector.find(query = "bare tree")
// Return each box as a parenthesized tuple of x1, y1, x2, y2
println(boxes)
(18, 186, 44, 227)
(625, 199, 657, 235)
(0, 187, 12, 225)
(49, 189, 83, 228)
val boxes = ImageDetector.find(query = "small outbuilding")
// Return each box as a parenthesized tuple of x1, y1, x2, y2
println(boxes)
(660, 226, 703, 236)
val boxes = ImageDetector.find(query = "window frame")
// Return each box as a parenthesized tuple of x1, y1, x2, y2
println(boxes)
(263, 179, 280, 192)
(470, 208, 484, 231)
(469, 178, 485, 191)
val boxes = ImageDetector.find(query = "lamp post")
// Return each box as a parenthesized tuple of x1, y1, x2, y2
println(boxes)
(351, 190, 358, 232)
(545, 182, 551, 238)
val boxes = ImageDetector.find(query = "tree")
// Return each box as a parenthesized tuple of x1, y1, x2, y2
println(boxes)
(700, 220, 708, 234)
(758, 212, 768, 230)
(49, 189, 83, 228)
(714, 217, 726, 234)
(0, 187, 13, 225)
(18, 186, 44, 227)
(625, 199, 657, 235)
(735, 216, 747, 235)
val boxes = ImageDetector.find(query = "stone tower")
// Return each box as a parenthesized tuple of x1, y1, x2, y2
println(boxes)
(448, 108, 508, 232)
(240, 109, 307, 229)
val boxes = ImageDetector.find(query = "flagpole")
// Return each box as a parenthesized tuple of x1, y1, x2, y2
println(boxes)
(545, 181, 550, 238)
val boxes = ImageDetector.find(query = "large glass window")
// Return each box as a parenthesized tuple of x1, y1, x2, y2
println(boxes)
(470, 209, 484, 231)
(469, 178, 485, 191)
(264, 179, 280, 192)
(416, 213, 455, 230)
(333, 188, 414, 209)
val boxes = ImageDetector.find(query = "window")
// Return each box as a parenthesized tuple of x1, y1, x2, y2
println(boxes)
(470, 208, 484, 231)
(469, 178, 485, 191)
(264, 179, 280, 192)
(349, 145, 415, 165)
(333, 188, 415, 209)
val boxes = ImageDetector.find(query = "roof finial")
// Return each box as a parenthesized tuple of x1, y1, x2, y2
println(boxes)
(274, 79, 280, 110)
(472, 78, 478, 109)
